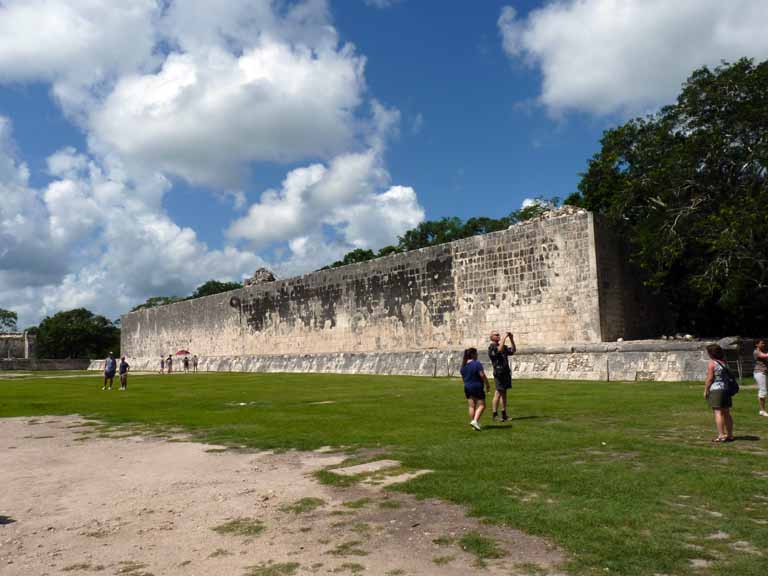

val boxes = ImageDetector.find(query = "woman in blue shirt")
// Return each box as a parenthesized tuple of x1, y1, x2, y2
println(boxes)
(460, 348, 490, 431)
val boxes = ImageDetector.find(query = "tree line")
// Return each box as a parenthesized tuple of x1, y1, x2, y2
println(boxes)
(324, 200, 554, 268)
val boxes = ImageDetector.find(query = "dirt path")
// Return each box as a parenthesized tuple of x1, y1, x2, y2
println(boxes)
(0, 416, 565, 575)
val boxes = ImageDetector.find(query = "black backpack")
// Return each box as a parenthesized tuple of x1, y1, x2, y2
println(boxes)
(717, 361, 740, 396)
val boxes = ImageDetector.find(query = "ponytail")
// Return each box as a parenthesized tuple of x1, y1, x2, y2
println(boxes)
(462, 347, 478, 367)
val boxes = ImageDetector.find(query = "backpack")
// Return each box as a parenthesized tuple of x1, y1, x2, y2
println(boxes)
(717, 361, 740, 396)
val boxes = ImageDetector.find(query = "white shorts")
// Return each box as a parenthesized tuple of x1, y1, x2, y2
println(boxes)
(755, 372, 767, 399)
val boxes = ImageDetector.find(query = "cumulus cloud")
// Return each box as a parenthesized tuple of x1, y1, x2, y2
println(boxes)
(0, 0, 160, 115)
(227, 147, 424, 264)
(0, 118, 265, 327)
(0, 119, 68, 292)
(498, 0, 768, 115)
(0, 1, 370, 185)
(89, 39, 365, 186)
(0, 1, 424, 325)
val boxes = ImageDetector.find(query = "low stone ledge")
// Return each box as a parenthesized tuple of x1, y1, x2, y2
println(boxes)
(1, 358, 91, 371)
(91, 345, 710, 382)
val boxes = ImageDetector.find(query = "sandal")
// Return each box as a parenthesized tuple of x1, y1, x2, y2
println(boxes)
(724, 437, 735, 442)
(712, 437, 727, 443)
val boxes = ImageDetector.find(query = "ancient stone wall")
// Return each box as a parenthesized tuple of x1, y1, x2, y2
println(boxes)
(1, 358, 89, 371)
(122, 211, 638, 361)
(90, 341, 710, 382)
(0, 333, 35, 359)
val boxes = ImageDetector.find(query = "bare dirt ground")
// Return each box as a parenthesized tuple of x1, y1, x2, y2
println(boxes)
(0, 416, 565, 575)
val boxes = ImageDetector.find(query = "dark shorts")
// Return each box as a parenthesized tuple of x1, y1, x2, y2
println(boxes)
(708, 389, 732, 409)
(105, 370, 116, 379)
(494, 371, 512, 391)
(464, 383, 486, 401)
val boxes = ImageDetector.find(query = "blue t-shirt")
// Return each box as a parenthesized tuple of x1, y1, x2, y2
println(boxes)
(461, 360, 485, 387)
(119, 361, 129, 375)
(105, 357, 116, 374)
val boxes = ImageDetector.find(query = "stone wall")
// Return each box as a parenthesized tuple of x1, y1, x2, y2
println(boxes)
(123, 211, 656, 362)
(1, 358, 90, 371)
(91, 341, 709, 382)
(0, 333, 35, 359)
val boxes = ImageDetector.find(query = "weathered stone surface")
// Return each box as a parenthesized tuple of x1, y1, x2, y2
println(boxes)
(2, 358, 89, 371)
(243, 267, 277, 287)
(90, 344, 709, 382)
(0, 332, 35, 360)
(122, 212, 658, 358)
(113, 211, 714, 380)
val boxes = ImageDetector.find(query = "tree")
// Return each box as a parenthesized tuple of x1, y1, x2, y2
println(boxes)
(322, 198, 561, 270)
(131, 296, 183, 312)
(567, 58, 768, 335)
(330, 249, 377, 268)
(397, 217, 465, 251)
(0, 308, 18, 333)
(36, 308, 120, 359)
(190, 280, 242, 299)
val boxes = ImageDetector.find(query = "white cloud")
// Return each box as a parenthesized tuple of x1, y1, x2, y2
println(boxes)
(0, 1, 424, 325)
(0, 0, 160, 116)
(0, 119, 67, 291)
(498, 0, 768, 115)
(364, 0, 401, 8)
(228, 147, 424, 257)
(0, 118, 265, 327)
(89, 36, 367, 187)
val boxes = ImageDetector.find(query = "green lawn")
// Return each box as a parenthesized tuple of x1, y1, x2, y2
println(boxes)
(1, 371, 767, 576)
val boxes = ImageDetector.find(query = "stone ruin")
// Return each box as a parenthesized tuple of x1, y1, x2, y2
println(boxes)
(112, 209, 726, 380)
(243, 267, 277, 287)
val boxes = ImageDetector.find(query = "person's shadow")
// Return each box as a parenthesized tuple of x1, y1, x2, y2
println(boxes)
(731, 435, 761, 441)
(484, 415, 541, 429)
(0, 515, 16, 525)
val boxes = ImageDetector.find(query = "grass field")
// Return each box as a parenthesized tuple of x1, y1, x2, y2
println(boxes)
(1, 371, 767, 576)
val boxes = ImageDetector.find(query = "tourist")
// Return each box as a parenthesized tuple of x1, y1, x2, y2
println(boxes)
(754, 340, 768, 417)
(488, 331, 516, 422)
(118, 356, 130, 391)
(704, 344, 734, 442)
(183, 356, 189, 373)
(192, 354, 198, 373)
(461, 347, 490, 431)
(167, 354, 173, 374)
(159, 356, 165, 374)
(103, 352, 116, 391)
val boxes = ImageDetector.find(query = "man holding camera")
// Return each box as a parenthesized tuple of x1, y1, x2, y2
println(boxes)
(488, 331, 516, 422)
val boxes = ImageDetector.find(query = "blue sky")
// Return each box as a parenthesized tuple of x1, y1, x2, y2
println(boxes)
(1, 0, 766, 326)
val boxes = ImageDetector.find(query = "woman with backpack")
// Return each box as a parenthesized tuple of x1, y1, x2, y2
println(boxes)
(704, 344, 734, 443)
(460, 348, 491, 431)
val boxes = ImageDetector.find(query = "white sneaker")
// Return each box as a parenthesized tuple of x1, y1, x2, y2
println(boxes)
(759, 410, 768, 417)
(470, 420, 481, 431)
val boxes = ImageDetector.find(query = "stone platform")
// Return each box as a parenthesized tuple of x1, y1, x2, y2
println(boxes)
(89, 340, 713, 382)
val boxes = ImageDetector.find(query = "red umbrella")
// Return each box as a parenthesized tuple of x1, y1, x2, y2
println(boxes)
(175, 349, 191, 356)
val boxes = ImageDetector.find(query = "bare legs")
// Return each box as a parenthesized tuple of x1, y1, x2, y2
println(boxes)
(713, 408, 734, 441)
(492, 389, 508, 419)
(467, 399, 485, 425)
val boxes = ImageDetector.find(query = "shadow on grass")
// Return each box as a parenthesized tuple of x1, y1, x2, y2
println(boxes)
(485, 416, 543, 430)
(732, 435, 761, 442)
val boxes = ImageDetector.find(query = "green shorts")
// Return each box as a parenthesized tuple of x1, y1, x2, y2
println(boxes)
(708, 389, 732, 409)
